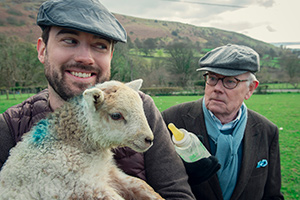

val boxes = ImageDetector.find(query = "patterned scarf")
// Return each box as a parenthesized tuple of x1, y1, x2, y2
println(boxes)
(202, 99, 247, 200)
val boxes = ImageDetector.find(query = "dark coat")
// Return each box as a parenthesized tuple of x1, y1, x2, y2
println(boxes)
(162, 98, 284, 200)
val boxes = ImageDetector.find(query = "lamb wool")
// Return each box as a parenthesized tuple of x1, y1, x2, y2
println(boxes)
(0, 79, 164, 200)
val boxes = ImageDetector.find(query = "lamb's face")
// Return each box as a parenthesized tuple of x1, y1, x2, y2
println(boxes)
(83, 79, 154, 152)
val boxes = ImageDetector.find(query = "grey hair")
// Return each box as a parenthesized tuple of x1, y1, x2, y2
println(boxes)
(246, 72, 258, 87)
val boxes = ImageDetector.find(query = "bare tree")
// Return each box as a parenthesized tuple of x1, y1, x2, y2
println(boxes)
(166, 42, 197, 87)
(280, 50, 300, 88)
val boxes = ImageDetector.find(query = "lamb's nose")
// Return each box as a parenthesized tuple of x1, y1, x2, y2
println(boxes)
(145, 137, 153, 146)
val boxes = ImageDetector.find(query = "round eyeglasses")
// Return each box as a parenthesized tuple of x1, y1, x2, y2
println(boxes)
(203, 73, 249, 89)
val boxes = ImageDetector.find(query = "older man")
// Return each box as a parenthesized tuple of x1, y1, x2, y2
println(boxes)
(162, 44, 284, 200)
(0, 0, 195, 199)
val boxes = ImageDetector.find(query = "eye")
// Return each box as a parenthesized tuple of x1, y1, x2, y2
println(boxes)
(92, 39, 111, 52)
(225, 78, 237, 84)
(210, 76, 217, 81)
(208, 75, 217, 82)
(110, 113, 124, 121)
(94, 43, 108, 50)
(62, 38, 78, 46)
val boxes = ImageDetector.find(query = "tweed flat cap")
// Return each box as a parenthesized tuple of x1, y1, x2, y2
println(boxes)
(37, 0, 127, 43)
(197, 44, 260, 76)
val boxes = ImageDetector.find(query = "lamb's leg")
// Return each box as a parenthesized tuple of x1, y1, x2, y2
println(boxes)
(96, 187, 125, 200)
(69, 186, 125, 200)
(109, 166, 164, 200)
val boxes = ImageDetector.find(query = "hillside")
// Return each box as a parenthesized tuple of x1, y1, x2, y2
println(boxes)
(0, 0, 280, 55)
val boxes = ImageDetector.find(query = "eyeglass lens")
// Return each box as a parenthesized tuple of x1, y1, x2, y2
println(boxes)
(205, 75, 238, 89)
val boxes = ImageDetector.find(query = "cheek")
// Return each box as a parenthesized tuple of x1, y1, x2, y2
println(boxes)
(204, 86, 213, 95)
(95, 55, 111, 72)
(227, 91, 246, 107)
(50, 50, 72, 66)
(46, 43, 75, 67)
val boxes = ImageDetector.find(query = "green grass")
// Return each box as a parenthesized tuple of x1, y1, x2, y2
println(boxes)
(0, 93, 36, 113)
(1, 93, 299, 199)
(153, 93, 299, 200)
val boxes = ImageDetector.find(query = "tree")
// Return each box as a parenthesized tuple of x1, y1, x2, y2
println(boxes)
(143, 38, 157, 54)
(134, 38, 143, 49)
(280, 50, 300, 88)
(269, 48, 277, 60)
(0, 34, 45, 99)
(166, 42, 197, 87)
(111, 42, 146, 82)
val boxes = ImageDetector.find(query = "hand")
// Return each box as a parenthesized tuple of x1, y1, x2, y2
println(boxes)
(183, 155, 221, 184)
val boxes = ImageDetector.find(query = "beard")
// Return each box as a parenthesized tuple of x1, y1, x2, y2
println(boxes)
(44, 57, 110, 101)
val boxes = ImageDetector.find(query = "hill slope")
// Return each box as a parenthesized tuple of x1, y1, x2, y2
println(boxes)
(0, 0, 279, 55)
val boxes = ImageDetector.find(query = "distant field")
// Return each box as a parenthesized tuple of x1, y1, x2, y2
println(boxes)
(1, 93, 299, 199)
(261, 83, 299, 89)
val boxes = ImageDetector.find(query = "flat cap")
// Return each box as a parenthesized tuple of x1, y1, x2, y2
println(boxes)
(37, 0, 127, 43)
(197, 44, 260, 76)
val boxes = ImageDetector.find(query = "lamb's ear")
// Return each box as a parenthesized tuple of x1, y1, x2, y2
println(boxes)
(83, 87, 104, 109)
(125, 79, 143, 91)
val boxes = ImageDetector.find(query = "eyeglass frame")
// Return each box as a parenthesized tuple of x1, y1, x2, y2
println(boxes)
(203, 73, 249, 89)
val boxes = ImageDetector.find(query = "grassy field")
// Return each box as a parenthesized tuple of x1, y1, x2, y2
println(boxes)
(0, 93, 36, 113)
(1, 93, 299, 199)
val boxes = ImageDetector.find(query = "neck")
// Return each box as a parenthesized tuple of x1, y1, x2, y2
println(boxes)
(48, 85, 66, 111)
(215, 112, 239, 125)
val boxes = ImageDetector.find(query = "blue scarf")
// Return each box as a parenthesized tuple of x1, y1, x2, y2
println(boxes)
(203, 99, 247, 200)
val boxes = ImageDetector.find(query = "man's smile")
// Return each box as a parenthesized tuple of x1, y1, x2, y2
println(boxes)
(70, 71, 92, 78)
(65, 68, 98, 80)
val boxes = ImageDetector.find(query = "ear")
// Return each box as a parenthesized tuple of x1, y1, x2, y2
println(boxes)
(245, 80, 259, 100)
(125, 79, 143, 91)
(37, 37, 46, 64)
(83, 87, 105, 110)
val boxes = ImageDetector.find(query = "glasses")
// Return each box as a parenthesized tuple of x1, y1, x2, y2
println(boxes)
(203, 73, 249, 89)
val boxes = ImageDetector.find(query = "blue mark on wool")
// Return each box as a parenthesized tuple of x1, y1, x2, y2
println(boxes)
(31, 119, 50, 144)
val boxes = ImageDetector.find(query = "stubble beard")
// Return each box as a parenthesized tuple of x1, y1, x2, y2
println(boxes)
(44, 57, 110, 101)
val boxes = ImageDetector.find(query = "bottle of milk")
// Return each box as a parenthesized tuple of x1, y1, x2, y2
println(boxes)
(168, 123, 211, 163)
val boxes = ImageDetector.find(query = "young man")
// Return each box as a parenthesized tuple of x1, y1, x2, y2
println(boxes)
(0, 0, 195, 199)
(162, 44, 284, 200)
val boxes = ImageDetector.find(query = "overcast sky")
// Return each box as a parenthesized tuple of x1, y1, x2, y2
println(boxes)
(101, 0, 299, 46)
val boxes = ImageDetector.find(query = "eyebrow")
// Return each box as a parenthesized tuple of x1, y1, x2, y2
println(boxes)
(56, 29, 79, 36)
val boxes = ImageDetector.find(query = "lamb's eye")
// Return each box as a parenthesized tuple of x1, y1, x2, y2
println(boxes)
(110, 113, 123, 120)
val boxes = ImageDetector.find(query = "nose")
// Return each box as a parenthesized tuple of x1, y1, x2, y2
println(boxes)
(145, 136, 153, 146)
(74, 45, 95, 66)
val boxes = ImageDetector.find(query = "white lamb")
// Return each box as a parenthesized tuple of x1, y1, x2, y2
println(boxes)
(0, 79, 164, 200)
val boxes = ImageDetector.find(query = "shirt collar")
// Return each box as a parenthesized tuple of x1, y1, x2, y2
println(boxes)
(208, 108, 242, 131)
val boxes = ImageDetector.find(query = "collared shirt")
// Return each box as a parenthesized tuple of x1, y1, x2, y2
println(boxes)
(208, 108, 242, 132)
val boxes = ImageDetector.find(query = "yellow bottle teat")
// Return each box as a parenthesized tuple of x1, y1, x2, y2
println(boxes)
(168, 123, 185, 141)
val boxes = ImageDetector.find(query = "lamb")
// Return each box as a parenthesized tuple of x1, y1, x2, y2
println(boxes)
(0, 79, 164, 200)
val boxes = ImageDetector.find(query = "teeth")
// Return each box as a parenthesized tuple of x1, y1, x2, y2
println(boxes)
(70, 72, 92, 78)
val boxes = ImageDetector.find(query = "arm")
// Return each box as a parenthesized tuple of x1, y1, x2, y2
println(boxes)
(0, 114, 16, 170)
(141, 93, 195, 200)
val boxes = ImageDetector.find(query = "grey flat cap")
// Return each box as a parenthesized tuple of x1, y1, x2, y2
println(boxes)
(37, 0, 127, 43)
(197, 44, 260, 76)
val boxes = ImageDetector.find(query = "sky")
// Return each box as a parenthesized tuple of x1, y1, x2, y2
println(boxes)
(101, 0, 300, 48)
